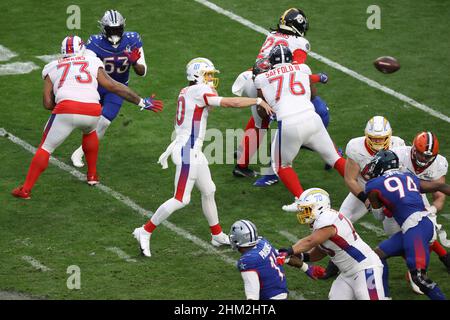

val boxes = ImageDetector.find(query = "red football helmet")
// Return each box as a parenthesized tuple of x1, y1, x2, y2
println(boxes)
(411, 131, 439, 168)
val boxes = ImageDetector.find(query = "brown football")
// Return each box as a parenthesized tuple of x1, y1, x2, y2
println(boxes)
(374, 56, 400, 74)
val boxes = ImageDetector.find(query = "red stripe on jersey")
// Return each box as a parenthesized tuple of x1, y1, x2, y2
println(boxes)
(203, 93, 218, 106)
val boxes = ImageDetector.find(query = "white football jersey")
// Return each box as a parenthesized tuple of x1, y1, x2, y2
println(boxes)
(254, 63, 314, 121)
(256, 31, 310, 61)
(174, 83, 217, 149)
(313, 209, 382, 276)
(345, 136, 406, 186)
(42, 55, 104, 104)
(392, 146, 448, 181)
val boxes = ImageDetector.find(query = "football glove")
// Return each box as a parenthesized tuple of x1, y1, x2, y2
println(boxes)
(140, 94, 163, 112)
(124, 47, 141, 65)
(303, 263, 326, 280)
(318, 72, 328, 84)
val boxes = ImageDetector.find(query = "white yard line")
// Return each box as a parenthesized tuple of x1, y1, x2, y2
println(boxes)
(106, 247, 137, 263)
(36, 54, 62, 63)
(3, 127, 306, 299)
(0, 45, 17, 61)
(194, 0, 450, 124)
(278, 230, 299, 243)
(21, 256, 51, 272)
(0, 62, 39, 76)
(359, 222, 385, 237)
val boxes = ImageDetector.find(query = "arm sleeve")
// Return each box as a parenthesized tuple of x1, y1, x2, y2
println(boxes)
(293, 49, 308, 64)
(204, 95, 222, 107)
(240, 271, 260, 300)
(136, 47, 147, 76)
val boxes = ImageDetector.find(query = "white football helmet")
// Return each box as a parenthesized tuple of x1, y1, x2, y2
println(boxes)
(229, 219, 259, 251)
(61, 36, 85, 57)
(186, 57, 220, 88)
(296, 188, 331, 224)
(364, 116, 392, 153)
(99, 9, 126, 45)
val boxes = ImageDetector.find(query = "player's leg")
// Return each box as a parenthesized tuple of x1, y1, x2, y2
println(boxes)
(71, 91, 123, 167)
(303, 114, 345, 177)
(403, 218, 446, 300)
(195, 152, 230, 246)
(328, 274, 355, 300)
(340, 192, 368, 223)
(13, 114, 74, 198)
(273, 120, 305, 203)
(133, 145, 196, 257)
(254, 128, 279, 187)
(75, 115, 101, 185)
(353, 267, 386, 300)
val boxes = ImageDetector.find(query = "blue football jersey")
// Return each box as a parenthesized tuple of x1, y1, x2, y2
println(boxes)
(86, 31, 143, 84)
(237, 238, 288, 300)
(365, 170, 426, 227)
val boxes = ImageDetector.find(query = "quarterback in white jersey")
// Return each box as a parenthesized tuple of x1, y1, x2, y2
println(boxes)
(277, 188, 385, 300)
(132, 57, 273, 257)
(254, 45, 345, 210)
(340, 116, 405, 235)
(12, 35, 160, 200)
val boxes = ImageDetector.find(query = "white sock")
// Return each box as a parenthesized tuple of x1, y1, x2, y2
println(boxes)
(201, 192, 219, 227)
(150, 198, 185, 226)
(96, 115, 112, 140)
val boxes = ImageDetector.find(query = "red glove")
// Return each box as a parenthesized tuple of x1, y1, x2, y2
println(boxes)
(276, 252, 289, 266)
(304, 264, 327, 280)
(124, 47, 141, 65)
(140, 94, 163, 113)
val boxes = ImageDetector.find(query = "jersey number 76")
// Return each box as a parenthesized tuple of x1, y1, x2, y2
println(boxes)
(268, 72, 305, 101)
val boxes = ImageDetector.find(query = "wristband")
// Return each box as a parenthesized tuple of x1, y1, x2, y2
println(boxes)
(300, 262, 309, 272)
(138, 98, 145, 108)
(256, 97, 262, 105)
(428, 205, 437, 215)
(356, 191, 367, 203)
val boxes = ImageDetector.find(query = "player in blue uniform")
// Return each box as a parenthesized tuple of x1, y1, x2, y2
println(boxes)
(229, 220, 288, 300)
(364, 150, 450, 300)
(71, 9, 151, 167)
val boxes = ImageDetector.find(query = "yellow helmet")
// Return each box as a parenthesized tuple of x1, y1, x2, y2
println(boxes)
(364, 116, 392, 153)
(296, 188, 331, 225)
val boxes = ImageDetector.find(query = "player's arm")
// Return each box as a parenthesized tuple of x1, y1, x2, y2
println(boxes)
(367, 190, 385, 221)
(291, 226, 336, 255)
(345, 158, 367, 201)
(430, 176, 446, 212)
(206, 95, 274, 115)
(131, 47, 147, 76)
(97, 67, 141, 104)
(42, 76, 55, 110)
(420, 179, 450, 196)
(240, 271, 260, 300)
(308, 247, 328, 262)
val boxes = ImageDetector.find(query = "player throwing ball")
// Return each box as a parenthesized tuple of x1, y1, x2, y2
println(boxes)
(11, 36, 162, 199)
(132, 58, 273, 257)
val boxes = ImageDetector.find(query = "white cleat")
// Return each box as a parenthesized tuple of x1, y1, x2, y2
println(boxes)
(211, 232, 231, 247)
(282, 197, 301, 212)
(406, 271, 424, 295)
(132, 226, 151, 257)
(71, 146, 85, 168)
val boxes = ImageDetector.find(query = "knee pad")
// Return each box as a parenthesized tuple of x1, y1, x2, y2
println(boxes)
(410, 269, 436, 294)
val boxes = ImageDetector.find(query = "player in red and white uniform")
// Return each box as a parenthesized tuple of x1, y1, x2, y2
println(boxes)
(132, 57, 273, 257)
(11, 35, 162, 199)
(232, 8, 323, 182)
(392, 132, 450, 274)
(254, 45, 345, 211)
(277, 188, 385, 300)
(341, 116, 405, 234)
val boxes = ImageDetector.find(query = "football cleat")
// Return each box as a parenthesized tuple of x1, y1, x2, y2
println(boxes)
(282, 197, 301, 212)
(253, 174, 279, 187)
(211, 232, 231, 247)
(71, 146, 85, 168)
(439, 253, 450, 273)
(11, 186, 31, 200)
(87, 174, 100, 186)
(406, 271, 424, 295)
(132, 226, 151, 257)
(232, 165, 257, 178)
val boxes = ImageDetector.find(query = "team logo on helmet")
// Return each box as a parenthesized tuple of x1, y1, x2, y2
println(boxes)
(186, 57, 220, 89)
(229, 220, 259, 251)
(412, 131, 439, 168)
(296, 188, 331, 225)
(361, 149, 400, 180)
(364, 116, 392, 154)
(278, 8, 309, 37)
(99, 9, 126, 45)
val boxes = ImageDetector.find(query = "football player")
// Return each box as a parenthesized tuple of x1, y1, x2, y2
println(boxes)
(277, 188, 386, 300)
(232, 8, 332, 186)
(254, 45, 345, 210)
(364, 150, 450, 300)
(11, 36, 162, 199)
(392, 132, 450, 274)
(70, 9, 149, 168)
(132, 58, 273, 257)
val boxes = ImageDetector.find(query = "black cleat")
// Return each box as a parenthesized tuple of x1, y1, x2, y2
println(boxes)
(439, 253, 450, 273)
(319, 260, 339, 280)
(233, 165, 257, 178)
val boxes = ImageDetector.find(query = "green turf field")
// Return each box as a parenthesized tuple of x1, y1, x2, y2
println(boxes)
(0, 0, 449, 300)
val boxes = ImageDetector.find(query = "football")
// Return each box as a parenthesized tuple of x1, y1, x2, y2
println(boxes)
(373, 56, 400, 74)
(256, 104, 270, 122)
